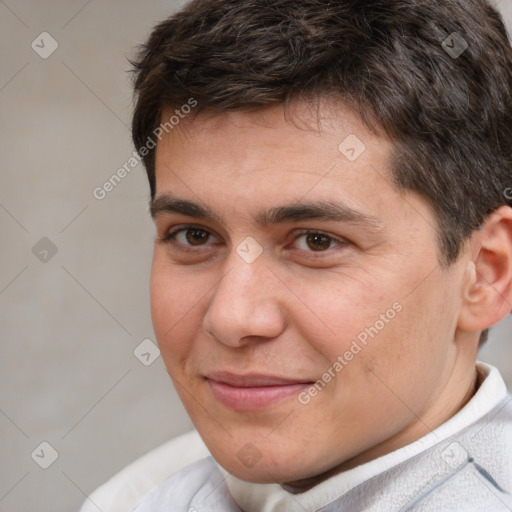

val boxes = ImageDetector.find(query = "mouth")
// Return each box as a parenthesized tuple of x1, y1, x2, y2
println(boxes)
(204, 371, 314, 411)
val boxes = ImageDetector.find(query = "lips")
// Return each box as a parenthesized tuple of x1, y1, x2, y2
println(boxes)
(205, 371, 314, 410)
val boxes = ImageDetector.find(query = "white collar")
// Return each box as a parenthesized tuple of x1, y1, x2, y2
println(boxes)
(216, 361, 508, 512)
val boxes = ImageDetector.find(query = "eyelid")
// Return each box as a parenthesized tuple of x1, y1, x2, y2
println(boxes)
(160, 224, 349, 256)
(159, 224, 221, 246)
(291, 229, 347, 248)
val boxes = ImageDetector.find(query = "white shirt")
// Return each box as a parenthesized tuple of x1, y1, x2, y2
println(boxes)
(80, 361, 512, 511)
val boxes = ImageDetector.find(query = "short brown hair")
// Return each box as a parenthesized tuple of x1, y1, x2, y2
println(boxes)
(131, 0, 512, 346)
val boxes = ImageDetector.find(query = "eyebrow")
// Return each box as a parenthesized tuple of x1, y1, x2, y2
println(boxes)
(150, 194, 383, 230)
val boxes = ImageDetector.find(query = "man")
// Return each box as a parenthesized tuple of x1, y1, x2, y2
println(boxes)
(81, 0, 512, 510)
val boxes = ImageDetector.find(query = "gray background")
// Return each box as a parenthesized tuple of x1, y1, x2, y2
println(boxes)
(0, 1, 511, 511)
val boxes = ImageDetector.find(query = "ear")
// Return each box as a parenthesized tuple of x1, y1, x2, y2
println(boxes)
(458, 206, 512, 333)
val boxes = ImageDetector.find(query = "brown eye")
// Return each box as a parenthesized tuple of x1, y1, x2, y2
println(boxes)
(294, 231, 341, 253)
(162, 226, 219, 249)
(185, 229, 210, 245)
(305, 233, 332, 251)
(289, 230, 350, 264)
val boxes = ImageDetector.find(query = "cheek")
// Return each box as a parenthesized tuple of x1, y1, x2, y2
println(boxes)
(289, 271, 396, 361)
(149, 258, 203, 365)
(290, 267, 448, 403)
(326, 274, 457, 410)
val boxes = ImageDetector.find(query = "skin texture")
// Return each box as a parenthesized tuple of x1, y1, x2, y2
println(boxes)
(149, 99, 512, 489)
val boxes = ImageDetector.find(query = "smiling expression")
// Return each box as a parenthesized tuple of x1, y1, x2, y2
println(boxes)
(149, 99, 477, 487)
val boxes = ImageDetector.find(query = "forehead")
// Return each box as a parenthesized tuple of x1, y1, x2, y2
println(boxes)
(154, 100, 393, 199)
(152, 100, 441, 259)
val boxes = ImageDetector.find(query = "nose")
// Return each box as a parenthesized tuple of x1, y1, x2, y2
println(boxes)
(202, 250, 287, 348)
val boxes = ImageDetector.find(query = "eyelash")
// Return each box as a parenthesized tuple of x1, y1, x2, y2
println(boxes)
(159, 224, 348, 257)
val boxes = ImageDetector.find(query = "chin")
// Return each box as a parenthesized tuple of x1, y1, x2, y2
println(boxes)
(204, 435, 324, 485)
(219, 457, 303, 484)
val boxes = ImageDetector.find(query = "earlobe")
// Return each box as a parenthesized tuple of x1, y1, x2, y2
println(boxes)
(458, 206, 512, 333)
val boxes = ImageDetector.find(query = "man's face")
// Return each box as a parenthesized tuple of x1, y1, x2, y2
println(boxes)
(150, 100, 471, 485)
